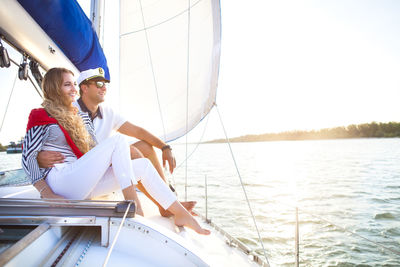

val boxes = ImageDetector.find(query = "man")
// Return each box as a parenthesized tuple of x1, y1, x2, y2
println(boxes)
(37, 67, 195, 216)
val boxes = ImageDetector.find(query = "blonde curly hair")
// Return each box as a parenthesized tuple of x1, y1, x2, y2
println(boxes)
(42, 68, 94, 154)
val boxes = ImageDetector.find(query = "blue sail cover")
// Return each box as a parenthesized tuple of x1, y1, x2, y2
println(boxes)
(17, 0, 110, 79)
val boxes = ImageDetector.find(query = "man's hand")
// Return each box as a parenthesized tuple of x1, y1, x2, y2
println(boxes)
(162, 149, 176, 174)
(37, 151, 65, 168)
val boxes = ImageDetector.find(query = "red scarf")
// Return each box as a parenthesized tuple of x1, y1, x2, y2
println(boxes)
(26, 108, 83, 158)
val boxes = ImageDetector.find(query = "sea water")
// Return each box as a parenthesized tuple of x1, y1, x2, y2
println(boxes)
(170, 138, 400, 266)
(1, 138, 399, 266)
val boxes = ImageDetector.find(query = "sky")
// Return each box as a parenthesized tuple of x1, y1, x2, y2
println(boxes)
(210, 0, 400, 139)
(1, 0, 400, 144)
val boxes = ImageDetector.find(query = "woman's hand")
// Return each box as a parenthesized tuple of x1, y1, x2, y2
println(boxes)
(41, 190, 65, 199)
(34, 179, 65, 199)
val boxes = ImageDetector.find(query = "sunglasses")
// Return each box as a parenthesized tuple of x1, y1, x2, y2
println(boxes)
(89, 81, 107, 88)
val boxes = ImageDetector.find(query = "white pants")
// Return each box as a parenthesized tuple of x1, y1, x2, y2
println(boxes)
(87, 158, 176, 209)
(46, 134, 176, 209)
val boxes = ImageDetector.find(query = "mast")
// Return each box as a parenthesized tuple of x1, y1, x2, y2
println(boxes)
(90, 0, 105, 46)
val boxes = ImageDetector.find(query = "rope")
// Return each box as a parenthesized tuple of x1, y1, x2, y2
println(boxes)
(102, 201, 133, 267)
(215, 105, 270, 265)
(0, 55, 43, 135)
(0, 71, 18, 133)
(28, 75, 43, 98)
(75, 232, 96, 266)
(184, 0, 191, 202)
(138, 0, 167, 142)
(51, 229, 80, 267)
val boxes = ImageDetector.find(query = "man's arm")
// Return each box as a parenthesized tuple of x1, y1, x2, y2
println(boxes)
(118, 122, 176, 173)
(37, 151, 65, 168)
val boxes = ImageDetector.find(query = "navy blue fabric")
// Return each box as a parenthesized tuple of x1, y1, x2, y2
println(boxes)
(17, 0, 110, 80)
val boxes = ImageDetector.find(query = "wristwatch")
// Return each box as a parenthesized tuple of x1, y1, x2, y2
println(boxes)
(161, 145, 171, 151)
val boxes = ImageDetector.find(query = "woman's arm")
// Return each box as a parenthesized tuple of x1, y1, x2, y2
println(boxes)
(22, 125, 65, 199)
(22, 125, 49, 183)
(33, 179, 65, 199)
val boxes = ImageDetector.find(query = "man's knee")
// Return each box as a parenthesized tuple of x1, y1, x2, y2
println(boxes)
(130, 145, 144, 159)
(132, 141, 155, 158)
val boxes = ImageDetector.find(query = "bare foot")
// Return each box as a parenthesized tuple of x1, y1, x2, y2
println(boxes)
(136, 205, 144, 216)
(181, 201, 197, 216)
(174, 213, 210, 235)
(159, 201, 197, 217)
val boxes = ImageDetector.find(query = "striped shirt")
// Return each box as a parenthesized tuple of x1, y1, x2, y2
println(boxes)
(22, 112, 96, 184)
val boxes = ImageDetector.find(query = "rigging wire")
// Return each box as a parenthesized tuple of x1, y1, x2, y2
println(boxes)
(0, 71, 18, 134)
(176, 110, 211, 169)
(184, 0, 191, 202)
(215, 104, 270, 266)
(169, 105, 214, 188)
(27, 75, 43, 98)
(101, 0, 106, 47)
(1, 38, 43, 97)
(138, 0, 167, 142)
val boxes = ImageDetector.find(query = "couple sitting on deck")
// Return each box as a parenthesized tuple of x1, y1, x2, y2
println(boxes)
(22, 67, 210, 235)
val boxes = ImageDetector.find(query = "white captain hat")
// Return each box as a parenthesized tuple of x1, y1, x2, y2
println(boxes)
(77, 67, 110, 85)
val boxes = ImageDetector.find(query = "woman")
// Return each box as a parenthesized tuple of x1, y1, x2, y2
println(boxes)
(22, 67, 210, 235)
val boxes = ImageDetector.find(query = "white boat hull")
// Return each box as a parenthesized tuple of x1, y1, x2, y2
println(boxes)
(0, 182, 264, 267)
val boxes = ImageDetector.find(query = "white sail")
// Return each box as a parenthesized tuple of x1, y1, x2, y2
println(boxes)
(119, 0, 221, 142)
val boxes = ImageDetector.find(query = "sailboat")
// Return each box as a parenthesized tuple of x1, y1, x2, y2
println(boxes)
(0, 0, 269, 266)
(5, 140, 22, 154)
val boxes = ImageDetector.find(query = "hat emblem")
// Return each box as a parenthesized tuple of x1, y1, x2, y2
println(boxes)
(98, 67, 104, 75)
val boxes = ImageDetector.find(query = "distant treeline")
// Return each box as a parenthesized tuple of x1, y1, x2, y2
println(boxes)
(0, 144, 6, 152)
(207, 122, 400, 143)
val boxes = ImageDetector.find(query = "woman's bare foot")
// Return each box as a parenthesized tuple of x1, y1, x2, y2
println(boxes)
(159, 201, 197, 217)
(167, 201, 210, 235)
(136, 202, 144, 216)
(122, 185, 144, 216)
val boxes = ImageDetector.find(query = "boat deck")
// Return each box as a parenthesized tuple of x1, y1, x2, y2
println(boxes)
(0, 179, 265, 266)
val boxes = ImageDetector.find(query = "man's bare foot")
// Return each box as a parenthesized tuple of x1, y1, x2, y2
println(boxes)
(159, 201, 197, 217)
(174, 213, 211, 235)
(166, 201, 210, 235)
